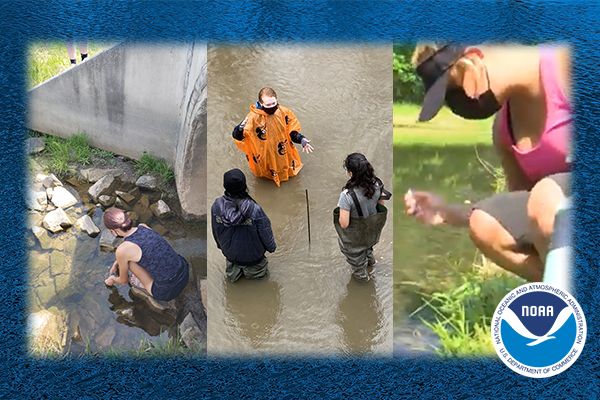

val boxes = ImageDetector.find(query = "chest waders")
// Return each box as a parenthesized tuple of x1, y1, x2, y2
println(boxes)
(543, 197, 572, 294)
(333, 188, 387, 282)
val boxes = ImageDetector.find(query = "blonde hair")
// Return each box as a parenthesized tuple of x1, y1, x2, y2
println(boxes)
(411, 43, 442, 67)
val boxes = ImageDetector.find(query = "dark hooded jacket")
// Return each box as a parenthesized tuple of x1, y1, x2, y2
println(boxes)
(211, 195, 276, 265)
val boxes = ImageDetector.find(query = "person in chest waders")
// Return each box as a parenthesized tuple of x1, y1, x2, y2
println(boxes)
(211, 169, 277, 283)
(232, 87, 314, 187)
(334, 153, 391, 282)
(103, 208, 190, 302)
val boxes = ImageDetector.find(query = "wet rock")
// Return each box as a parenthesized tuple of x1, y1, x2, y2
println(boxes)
(116, 191, 136, 203)
(88, 174, 115, 202)
(200, 279, 207, 312)
(94, 325, 116, 349)
(36, 283, 56, 305)
(115, 308, 135, 323)
(28, 190, 47, 212)
(80, 168, 124, 183)
(99, 229, 123, 253)
(34, 174, 48, 183)
(72, 236, 98, 265)
(49, 186, 78, 209)
(26, 137, 46, 154)
(150, 200, 172, 218)
(136, 175, 158, 189)
(28, 211, 43, 229)
(133, 195, 153, 224)
(42, 174, 63, 189)
(98, 195, 115, 207)
(32, 226, 53, 250)
(65, 177, 80, 186)
(115, 197, 132, 211)
(42, 208, 72, 233)
(151, 224, 168, 237)
(77, 215, 101, 237)
(130, 287, 177, 315)
(63, 234, 78, 254)
(129, 187, 140, 198)
(27, 309, 67, 352)
(58, 284, 77, 301)
(55, 274, 70, 293)
(126, 211, 139, 223)
(71, 325, 83, 342)
(50, 250, 68, 276)
(30, 252, 50, 276)
(180, 312, 206, 352)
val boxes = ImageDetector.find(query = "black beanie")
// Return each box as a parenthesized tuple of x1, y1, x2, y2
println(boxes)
(224, 168, 247, 193)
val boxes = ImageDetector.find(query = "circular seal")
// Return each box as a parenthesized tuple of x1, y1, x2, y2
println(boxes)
(492, 283, 586, 378)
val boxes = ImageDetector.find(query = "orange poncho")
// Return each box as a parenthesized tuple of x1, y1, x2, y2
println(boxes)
(234, 104, 304, 187)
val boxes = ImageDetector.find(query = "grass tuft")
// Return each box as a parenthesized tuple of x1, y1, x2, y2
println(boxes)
(134, 152, 175, 184)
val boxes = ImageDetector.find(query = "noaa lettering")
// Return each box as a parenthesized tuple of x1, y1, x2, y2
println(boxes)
(522, 306, 553, 317)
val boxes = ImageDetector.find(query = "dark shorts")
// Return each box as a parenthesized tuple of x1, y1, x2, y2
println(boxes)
(473, 172, 570, 254)
(151, 261, 190, 301)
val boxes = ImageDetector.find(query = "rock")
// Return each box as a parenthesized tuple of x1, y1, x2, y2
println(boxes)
(94, 325, 116, 349)
(133, 195, 153, 224)
(32, 226, 53, 250)
(72, 239, 97, 265)
(79, 168, 124, 183)
(62, 234, 78, 254)
(36, 283, 56, 305)
(180, 312, 206, 352)
(26, 137, 46, 154)
(28, 190, 47, 212)
(151, 224, 168, 236)
(129, 187, 140, 198)
(76, 215, 101, 237)
(88, 174, 115, 202)
(130, 287, 177, 315)
(115, 308, 135, 323)
(42, 208, 72, 233)
(126, 211, 139, 223)
(116, 191, 136, 203)
(136, 175, 158, 189)
(200, 279, 207, 312)
(150, 200, 172, 218)
(99, 229, 123, 253)
(71, 325, 83, 342)
(50, 250, 67, 276)
(55, 274, 70, 293)
(42, 174, 63, 189)
(49, 186, 78, 209)
(35, 174, 48, 183)
(98, 195, 115, 207)
(28, 211, 43, 229)
(115, 197, 132, 211)
(27, 310, 67, 353)
(30, 252, 50, 276)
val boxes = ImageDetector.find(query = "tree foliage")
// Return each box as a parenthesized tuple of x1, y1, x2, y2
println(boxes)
(393, 44, 424, 104)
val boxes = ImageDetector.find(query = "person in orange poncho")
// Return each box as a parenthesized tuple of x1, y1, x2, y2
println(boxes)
(232, 87, 314, 187)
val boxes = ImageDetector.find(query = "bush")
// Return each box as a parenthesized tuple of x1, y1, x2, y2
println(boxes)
(393, 44, 424, 104)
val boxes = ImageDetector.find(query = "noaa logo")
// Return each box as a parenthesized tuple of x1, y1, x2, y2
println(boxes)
(492, 283, 586, 378)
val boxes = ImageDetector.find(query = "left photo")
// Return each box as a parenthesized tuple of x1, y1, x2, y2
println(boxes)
(25, 42, 208, 356)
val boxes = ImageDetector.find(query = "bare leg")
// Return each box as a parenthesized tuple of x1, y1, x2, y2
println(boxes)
(127, 261, 154, 296)
(527, 177, 566, 263)
(79, 41, 88, 56)
(66, 40, 77, 62)
(469, 209, 543, 281)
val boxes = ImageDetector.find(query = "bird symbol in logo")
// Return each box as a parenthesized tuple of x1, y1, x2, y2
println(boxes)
(502, 307, 573, 346)
(278, 140, 287, 156)
(256, 125, 267, 140)
(252, 154, 261, 164)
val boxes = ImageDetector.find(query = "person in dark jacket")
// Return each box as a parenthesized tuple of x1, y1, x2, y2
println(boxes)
(212, 168, 277, 283)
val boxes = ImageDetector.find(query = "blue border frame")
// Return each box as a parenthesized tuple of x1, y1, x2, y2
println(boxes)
(2, 1, 598, 398)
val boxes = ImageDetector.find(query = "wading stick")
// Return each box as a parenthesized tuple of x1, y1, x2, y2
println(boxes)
(306, 188, 311, 244)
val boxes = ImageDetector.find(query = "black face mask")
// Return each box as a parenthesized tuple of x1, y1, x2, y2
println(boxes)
(444, 88, 502, 120)
(263, 105, 278, 115)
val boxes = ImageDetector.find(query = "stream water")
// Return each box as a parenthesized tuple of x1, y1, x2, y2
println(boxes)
(206, 44, 394, 355)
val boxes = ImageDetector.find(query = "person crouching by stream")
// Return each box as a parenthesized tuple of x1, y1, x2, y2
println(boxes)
(212, 168, 277, 283)
(103, 208, 190, 302)
(334, 153, 391, 282)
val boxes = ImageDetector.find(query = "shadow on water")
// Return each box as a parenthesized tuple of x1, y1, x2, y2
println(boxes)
(393, 144, 500, 354)
(207, 44, 393, 355)
(28, 171, 207, 355)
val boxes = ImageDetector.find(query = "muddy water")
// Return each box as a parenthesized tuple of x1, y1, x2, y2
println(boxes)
(207, 45, 393, 355)
(28, 173, 207, 354)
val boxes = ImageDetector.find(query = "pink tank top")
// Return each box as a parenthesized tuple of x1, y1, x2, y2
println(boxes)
(499, 47, 572, 184)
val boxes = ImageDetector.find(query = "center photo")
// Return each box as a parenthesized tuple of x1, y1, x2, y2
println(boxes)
(206, 44, 393, 355)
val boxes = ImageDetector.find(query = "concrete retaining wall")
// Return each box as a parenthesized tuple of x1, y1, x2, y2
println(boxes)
(28, 43, 207, 219)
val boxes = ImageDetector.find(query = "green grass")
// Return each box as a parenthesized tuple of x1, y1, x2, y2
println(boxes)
(27, 41, 112, 89)
(41, 132, 93, 178)
(134, 152, 176, 184)
(393, 103, 494, 145)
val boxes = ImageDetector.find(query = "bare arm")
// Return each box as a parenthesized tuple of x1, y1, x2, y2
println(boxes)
(492, 115, 533, 192)
(339, 208, 350, 229)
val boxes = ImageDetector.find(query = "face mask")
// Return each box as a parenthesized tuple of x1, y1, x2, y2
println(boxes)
(263, 105, 278, 115)
(112, 229, 124, 239)
(444, 88, 502, 120)
(346, 170, 352, 179)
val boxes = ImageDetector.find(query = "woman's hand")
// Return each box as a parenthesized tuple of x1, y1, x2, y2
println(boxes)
(301, 138, 314, 154)
(404, 190, 446, 225)
(105, 275, 116, 286)
(110, 260, 119, 276)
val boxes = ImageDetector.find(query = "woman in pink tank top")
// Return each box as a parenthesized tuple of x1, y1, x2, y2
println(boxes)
(405, 43, 572, 282)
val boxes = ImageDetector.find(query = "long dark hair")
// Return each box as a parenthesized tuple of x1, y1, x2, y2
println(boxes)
(343, 153, 379, 199)
(225, 189, 256, 217)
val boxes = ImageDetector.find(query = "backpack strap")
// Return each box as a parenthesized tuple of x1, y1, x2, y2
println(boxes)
(347, 188, 363, 218)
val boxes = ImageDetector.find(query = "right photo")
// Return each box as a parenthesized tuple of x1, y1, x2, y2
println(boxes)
(393, 42, 573, 356)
